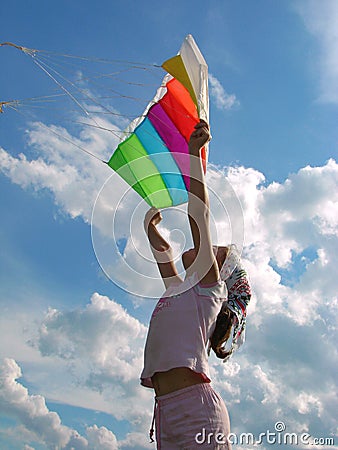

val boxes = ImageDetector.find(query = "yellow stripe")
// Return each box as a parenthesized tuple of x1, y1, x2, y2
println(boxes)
(161, 55, 198, 108)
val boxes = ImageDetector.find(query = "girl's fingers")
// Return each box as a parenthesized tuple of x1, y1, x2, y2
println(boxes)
(191, 124, 211, 141)
(194, 119, 209, 129)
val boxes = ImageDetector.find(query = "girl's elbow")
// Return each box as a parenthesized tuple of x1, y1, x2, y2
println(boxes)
(188, 203, 209, 221)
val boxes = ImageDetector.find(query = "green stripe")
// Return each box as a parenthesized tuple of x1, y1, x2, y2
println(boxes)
(108, 133, 173, 208)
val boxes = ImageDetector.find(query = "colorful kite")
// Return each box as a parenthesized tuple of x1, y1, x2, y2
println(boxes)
(1, 36, 209, 208)
(108, 35, 209, 208)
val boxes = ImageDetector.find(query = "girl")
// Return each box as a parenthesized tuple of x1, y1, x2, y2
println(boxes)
(141, 121, 251, 449)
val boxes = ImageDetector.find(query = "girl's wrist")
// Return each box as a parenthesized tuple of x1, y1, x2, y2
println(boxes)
(189, 144, 201, 156)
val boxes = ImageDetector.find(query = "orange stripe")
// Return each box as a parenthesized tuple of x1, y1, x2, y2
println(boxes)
(159, 78, 199, 143)
(159, 78, 206, 173)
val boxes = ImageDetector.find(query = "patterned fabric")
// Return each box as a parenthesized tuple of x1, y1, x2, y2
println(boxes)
(217, 245, 252, 360)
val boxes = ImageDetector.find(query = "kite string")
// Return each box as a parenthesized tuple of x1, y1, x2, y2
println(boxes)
(31, 57, 95, 120)
(34, 52, 163, 112)
(28, 54, 135, 146)
(1, 94, 173, 166)
(30, 52, 171, 141)
(37, 50, 160, 88)
(1, 41, 162, 118)
(1, 40, 191, 128)
(28, 53, 192, 152)
(6, 102, 107, 163)
(1, 41, 199, 163)
(1, 42, 165, 162)
(0, 41, 162, 68)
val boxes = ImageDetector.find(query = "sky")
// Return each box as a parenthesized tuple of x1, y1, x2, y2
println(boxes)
(0, 0, 337, 449)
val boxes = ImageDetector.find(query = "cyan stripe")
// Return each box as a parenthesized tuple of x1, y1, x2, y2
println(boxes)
(134, 117, 188, 206)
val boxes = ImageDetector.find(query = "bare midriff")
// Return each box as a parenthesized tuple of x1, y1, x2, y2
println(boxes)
(151, 367, 207, 397)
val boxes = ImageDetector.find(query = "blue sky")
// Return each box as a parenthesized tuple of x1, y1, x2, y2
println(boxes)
(0, 1, 337, 449)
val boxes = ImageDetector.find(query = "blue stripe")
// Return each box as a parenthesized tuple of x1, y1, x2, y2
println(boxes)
(134, 117, 188, 206)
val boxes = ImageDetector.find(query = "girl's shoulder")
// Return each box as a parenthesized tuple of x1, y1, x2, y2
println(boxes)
(195, 277, 227, 300)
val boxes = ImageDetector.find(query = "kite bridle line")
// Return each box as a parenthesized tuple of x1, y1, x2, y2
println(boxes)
(29, 51, 193, 141)
(1, 41, 202, 167)
(0, 42, 161, 67)
(0, 90, 191, 167)
(1, 100, 108, 164)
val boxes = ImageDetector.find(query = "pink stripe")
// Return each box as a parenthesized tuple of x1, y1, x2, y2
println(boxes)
(148, 103, 190, 190)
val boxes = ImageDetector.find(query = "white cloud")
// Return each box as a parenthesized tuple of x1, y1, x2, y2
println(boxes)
(0, 358, 152, 449)
(86, 426, 153, 450)
(86, 425, 118, 450)
(208, 73, 239, 110)
(0, 118, 117, 222)
(252, 365, 281, 404)
(30, 293, 153, 428)
(295, 0, 338, 103)
(295, 392, 323, 416)
(0, 358, 88, 449)
(33, 293, 147, 385)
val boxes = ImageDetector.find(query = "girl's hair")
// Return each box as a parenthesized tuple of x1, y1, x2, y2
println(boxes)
(210, 305, 234, 359)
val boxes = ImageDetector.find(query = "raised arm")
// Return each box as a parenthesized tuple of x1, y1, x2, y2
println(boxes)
(144, 208, 183, 289)
(187, 121, 219, 284)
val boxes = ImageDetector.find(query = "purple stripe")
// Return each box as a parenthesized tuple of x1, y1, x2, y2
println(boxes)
(148, 103, 190, 190)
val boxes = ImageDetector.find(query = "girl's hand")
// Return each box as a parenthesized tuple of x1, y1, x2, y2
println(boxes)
(144, 207, 162, 231)
(189, 120, 211, 155)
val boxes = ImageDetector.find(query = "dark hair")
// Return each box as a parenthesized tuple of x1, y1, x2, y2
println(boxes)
(210, 305, 235, 359)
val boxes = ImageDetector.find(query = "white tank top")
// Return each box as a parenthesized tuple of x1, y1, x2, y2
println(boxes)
(140, 273, 227, 388)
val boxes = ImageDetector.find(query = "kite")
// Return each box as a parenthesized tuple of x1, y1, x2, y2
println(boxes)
(1, 35, 209, 208)
(108, 34, 209, 208)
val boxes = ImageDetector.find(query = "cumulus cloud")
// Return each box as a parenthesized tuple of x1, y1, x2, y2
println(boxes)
(0, 118, 117, 222)
(295, 0, 338, 103)
(295, 392, 323, 416)
(29, 293, 153, 424)
(209, 73, 239, 110)
(0, 358, 88, 449)
(209, 343, 337, 442)
(86, 425, 118, 450)
(0, 358, 152, 449)
(33, 293, 146, 386)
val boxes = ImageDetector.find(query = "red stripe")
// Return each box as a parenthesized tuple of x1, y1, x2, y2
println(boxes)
(159, 78, 207, 173)
(159, 78, 198, 143)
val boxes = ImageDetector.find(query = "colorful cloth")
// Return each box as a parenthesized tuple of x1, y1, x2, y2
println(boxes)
(217, 245, 252, 360)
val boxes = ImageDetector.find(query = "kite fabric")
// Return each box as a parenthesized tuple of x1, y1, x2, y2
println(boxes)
(108, 35, 209, 208)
